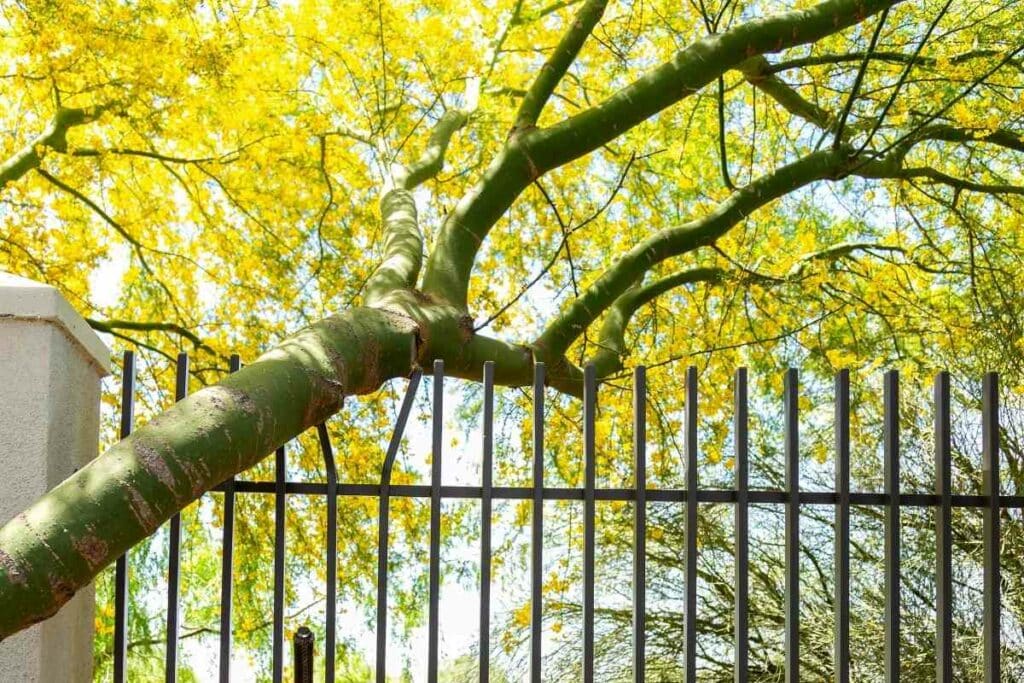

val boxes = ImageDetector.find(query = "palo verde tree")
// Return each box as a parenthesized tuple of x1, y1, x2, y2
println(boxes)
(1, 0, 1024, 656)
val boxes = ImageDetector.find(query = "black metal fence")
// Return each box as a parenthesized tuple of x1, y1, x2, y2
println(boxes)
(107, 351, 1020, 682)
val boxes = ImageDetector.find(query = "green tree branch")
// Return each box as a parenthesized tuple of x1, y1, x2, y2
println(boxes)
(421, 0, 902, 307)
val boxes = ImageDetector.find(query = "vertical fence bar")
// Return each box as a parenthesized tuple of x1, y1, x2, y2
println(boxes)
(784, 368, 799, 683)
(375, 371, 421, 683)
(316, 423, 337, 683)
(685, 366, 698, 682)
(219, 353, 240, 683)
(480, 362, 494, 683)
(884, 371, 900, 682)
(165, 352, 189, 683)
(734, 368, 749, 683)
(114, 350, 136, 683)
(934, 372, 953, 683)
(982, 372, 1000, 682)
(376, 450, 391, 683)
(272, 445, 286, 683)
(583, 364, 597, 683)
(428, 360, 444, 683)
(633, 366, 647, 683)
(834, 370, 850, 683)
(531, 362, 545, 683)
(293, 626, 314, 683)
(880, 372, 901, 680)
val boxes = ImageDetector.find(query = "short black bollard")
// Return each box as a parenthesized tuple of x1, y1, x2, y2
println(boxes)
(293, 626, 314, 683)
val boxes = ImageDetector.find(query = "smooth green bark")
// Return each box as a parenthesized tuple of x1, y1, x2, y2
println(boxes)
(590, 268, 725, 376)
(510, 0, 608, 134)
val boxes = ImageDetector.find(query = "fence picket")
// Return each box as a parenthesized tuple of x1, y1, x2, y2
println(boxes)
(480, 362, 494, 683)
(531, 362, 545, 683)
(983, 372, 1001, 682)
(784, 368, 799, 683)
(734, 368, 749, 683)
(834, 370, 850, 683)
(884, 371, 901, 683)
(316, 423, 337, 683)
(583, 364, 597, 683)
(934, 372, 953, 683)
(272, 445, 286, 683)
(428, 360, 444, 683)
(375, 370, 421, 683)
(633, 366, 646, 683)
(685, 367, 698, 682)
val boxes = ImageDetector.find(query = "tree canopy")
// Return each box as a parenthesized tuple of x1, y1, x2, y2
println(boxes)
(2, 0, 1024, 676)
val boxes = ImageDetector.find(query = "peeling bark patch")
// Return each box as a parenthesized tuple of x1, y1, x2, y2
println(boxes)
(127, 488, 156, 530)
(48, 573, 75, 608)
(180, 458, 212, 499)
(304, 373, 344, 426)
(376, 306, 420, 336)
(18, 513, 62, 565)
(72, 534, 109, 571)
(205, 385, 258, 417)
(135, 442, 177, 492)
(353, 338, 382, 394)
(458, 315, 474, 343)
(0, 549, 26, 587)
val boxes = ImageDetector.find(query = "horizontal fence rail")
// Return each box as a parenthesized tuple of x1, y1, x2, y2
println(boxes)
(108, 351, 1017, 681)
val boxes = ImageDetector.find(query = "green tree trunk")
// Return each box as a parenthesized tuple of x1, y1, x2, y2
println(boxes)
(0, 304, 418, 639)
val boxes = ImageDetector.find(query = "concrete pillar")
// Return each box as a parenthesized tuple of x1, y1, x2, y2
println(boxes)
(0, 272, 111, 682)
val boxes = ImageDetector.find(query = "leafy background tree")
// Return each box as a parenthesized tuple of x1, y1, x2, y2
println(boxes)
(1, 0, 1024, 680)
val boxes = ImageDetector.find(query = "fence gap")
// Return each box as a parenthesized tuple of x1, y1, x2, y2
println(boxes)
(272, 444, 286, 683)
(480, 362, 494, 683)
(427, 359, 444, 683)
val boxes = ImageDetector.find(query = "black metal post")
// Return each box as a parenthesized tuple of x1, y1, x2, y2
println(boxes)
(531, 362, 545, 683)
(480, 362, 494, 683)
(784, 368, 799, 683)
(583, 364, 596, 683)
(293, 626, 314, 683)
(834, 370, 850, 683)
(734, 368, 749, 683)
(685, 366, 698, 682)
(633, 366, 647, 683)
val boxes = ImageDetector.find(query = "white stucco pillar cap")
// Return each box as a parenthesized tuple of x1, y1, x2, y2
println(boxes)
(0, 271, 111, 376)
